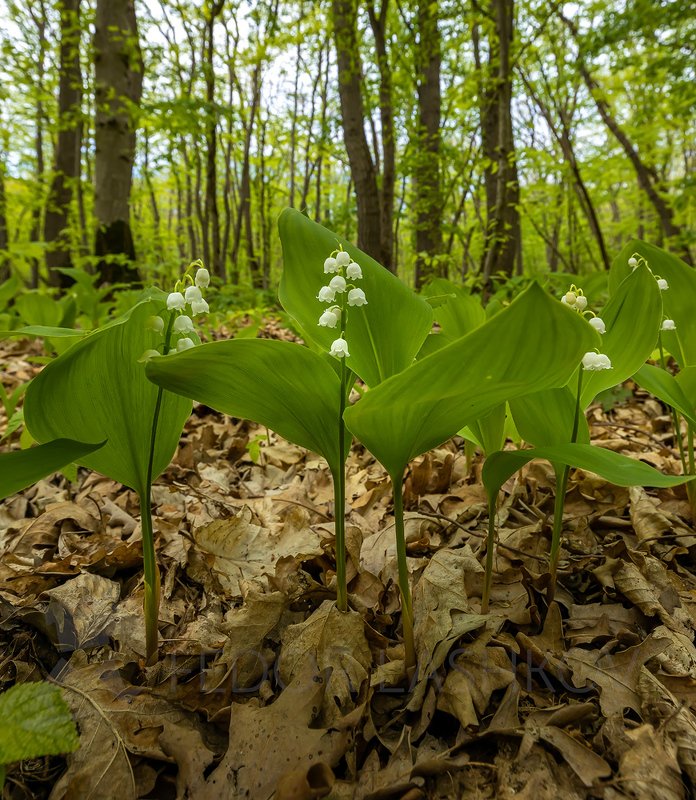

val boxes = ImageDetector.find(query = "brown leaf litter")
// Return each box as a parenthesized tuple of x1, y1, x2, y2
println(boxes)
(2, 343, 696, 799)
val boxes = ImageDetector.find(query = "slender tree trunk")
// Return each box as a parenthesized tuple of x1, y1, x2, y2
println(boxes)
(94, 0, 143, 284)
(560, 12, 692, 265)
(0, 148, 8, 282)
(45, 0, 83, 287)
(413, 0, 443, 287)
(520, 70, 610, 269)
(204, 1, 225, 278)
(367, 1, 395, 272)
(477, 0, 522, 289)
(28, 1, 48, 288)
(331, 0, 382, 262)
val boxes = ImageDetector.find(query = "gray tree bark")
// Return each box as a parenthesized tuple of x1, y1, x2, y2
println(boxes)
(94, 0, 143, 284)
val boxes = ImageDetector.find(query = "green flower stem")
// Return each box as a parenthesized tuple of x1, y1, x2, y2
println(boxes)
(335, 299, 349, 612)
(658, 335, 696, 514)
(548, 366, 583, 599)
(481, 496, 496, 614)
(391, 472, 416, 674)
(141, 312, 175, 665)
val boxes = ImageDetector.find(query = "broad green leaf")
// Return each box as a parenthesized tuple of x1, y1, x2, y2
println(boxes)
(0, 325, 88, 340)
(343, 283, 598, 479)
(278, 208, 433, 387)
(0, 682, 79, 765)
(24, 300, 191, 496)
(462, 403, 507, 455)
(0, 438, 104, 500)
(14, 292, 65, 328)
(580, 265, 661, 408)
(0, 275, 19, 312)
(510, 386, 591, 447)
(146, 339, 347, 475)
(610, 240, 696, 367)
(676, 366, 696, 406)
(422, 278, 486, 343)
(482, 443, 694, 505)
(634, 364, 696, 428)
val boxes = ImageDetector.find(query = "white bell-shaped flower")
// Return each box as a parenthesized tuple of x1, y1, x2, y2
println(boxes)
(582, 351, 612, 371)
(330, 337, 350, 358)
(176, 337, 195, 352)
(329, 275, 347, 294)
(335, 251, 351, 267)
(561, 291, 577, 305)
(657, 278, 669, 291)
(324, 257, 339, 274)
(173, 314, 195, 333)
(628, 257, 638, 268)
(346, 262, 362, 280)
(317, 285, 336, 303)
(147, 315, 164, 333)
(589, 317, 606, 334)
(661, 319, 676, 331)
(318, 309, 339, 328)
(347, 287, 368, 307)
(138, 349, 161, 363)
(190, 298, 209, 315)
(185, 285, 203, 303)
(167, 292, 186, 311)
(195, 267, 210, 288)
(574, 295, 588, 311)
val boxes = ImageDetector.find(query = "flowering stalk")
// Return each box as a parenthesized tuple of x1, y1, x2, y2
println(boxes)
(141, 311, 175, 663)
(317, 249, 367, 612)
(140, 262, 209, 662)
(392, 474, 416, 674)
(658, 330, 696, 518)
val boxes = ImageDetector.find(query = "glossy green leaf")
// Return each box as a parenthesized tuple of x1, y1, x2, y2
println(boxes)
(278, 208, 433, 387)
(483, 443, 694, 505)
(510, 386, 591, 447)
(24, 300, 191, 496)
(422, 278, 486, 343)
(634, 364, 696, 428)
(146, 338, 347, 475)
(0, 326, 88, 340)
(610, 240, 696, 367)
(0, 438, 104, 500)
(0, 682, 79, 765)
(343, 283, 598, 479)
(676, 366, 696, 406)
(580, 264, 662, 408)
(462, 403, 507, 455)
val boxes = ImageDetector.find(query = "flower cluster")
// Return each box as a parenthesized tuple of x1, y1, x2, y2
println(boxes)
(561, 283, 612, 370)
(316, 248, 367, 359)
(141, 262, 210, 361)
(628, 253, 669, 290)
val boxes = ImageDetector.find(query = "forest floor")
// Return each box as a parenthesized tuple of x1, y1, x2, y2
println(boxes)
(2, 325, 696, 800)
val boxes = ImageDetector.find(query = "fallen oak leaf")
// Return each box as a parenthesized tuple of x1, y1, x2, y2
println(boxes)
(201, 662, 349, 800)
(565, 634, 670, 716)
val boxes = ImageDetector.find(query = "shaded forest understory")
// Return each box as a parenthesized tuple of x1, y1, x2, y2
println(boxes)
(2, 323, 696, 799)
(0, 0, 693, 293)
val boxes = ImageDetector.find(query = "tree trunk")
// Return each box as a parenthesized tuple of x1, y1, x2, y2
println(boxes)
(477, 0, 522, 288)
(28, 0, 48, 288)
(204, 1, 225, 278)
(331, 0, 382, 262)
(520, 70, 610, 270)
(367, 1, 395, 272)
(0, 148, 8, 282)
(94, 0, 143, 284)
(413, 0, 443, 287)
(45, 0, 82, 287)
(560, 12, 692, 265)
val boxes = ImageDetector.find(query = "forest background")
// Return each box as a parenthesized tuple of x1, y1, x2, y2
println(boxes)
(0, 0, 693, 298)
